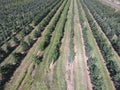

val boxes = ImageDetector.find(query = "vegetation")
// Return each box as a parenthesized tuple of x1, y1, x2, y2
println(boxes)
(1, 0, 120, 89)
(32, 55, 42, 65)
(0, 0, 65, 89)
(12, 52, 23, 63)
(27, 36, 34, 46)
(38, 0, 66, 51)
(88, 57, 103, 90)
(82, 1, 120, 89)
(20, 41, 29, 52)
(43, 0, 70, 63)
(68, 0, 75, 63)
(84, 0, 120, 56)
(82, 26, 104, 89)
(0, 0, 59, 46)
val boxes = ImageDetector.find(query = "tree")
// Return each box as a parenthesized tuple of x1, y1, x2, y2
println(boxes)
(12, 36, 19, 44)
(0, 64, 14, 76)
(12, 52, 22, 63)
(20, 41, 29, 52)
(5, 42, 11, 52)
(32, 55, 41, 65)
(27, 36, 34, 46)
(20, 30, 25, 38)
(113, 72, 120, 89)
(33, 30, 40, 38)
(0, 48, 6, 57)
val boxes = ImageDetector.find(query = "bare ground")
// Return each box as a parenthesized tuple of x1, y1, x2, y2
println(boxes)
(48, 60, 56, 89)
(65, 59, 75, 90)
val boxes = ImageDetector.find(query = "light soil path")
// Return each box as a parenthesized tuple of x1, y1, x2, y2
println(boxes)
(73, 0, 92, 90)
(64, 0, 74, 90)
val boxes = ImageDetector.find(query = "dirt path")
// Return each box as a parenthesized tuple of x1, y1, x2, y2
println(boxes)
(50, 0, 75, 90)
(73, 0, 92, 89)
(49, 61, 55, 82)
(64, 0, 75, 90)
(100, 0, 120, 10)
(48, 60, 56, 89)
(65, 61, 75, 90)
(17, 63, 36, 90)
(30, 65, 36, 90)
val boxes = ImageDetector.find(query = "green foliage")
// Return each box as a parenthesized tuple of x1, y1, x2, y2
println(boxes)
(77, 1, 104, 89)
(45, 0, 69, 63)
(20, 41, 29, 52)
(12, 36, 19, 44)
(12, 52, 22, 63)
(68, 0, 75, 63)
(39, 36, 49, 51)
(81, 0, 120, 89)
(33, 30, 40, 38)
(0, 0, 59, 45)
(38, 0, 66, 51)
(88, 57, 103, 90)
(0, 48, 6, 57)
(0, 64, 14, 76)
(27, 36, 34, 46)
(32, 0, 61, 26)
(32, 55, 42, 65)
(84, 0, 120, 56)
(5, 42, 11, 51)
(113, 72, 120, 89)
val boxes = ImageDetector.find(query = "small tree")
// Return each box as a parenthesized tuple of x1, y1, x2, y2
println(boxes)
(113, 72, 120, 89)
(12, 52, 22, 63)
(33, 30, 39, 38)
(0, 64, 13, 76)
(12, 36, 19, 44)
(5, 42, 11, 52)
(20, 30, 25, 38)
(0, 48, 6, 57)
(20, 41, 29, 52)
(32, 55, 41, 65)
(27, 36, 33, 46)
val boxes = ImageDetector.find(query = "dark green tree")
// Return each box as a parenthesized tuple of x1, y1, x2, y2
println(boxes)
(27, 36, 34, 46)
(5, 42, 11, 52)
(12, 36, 19, 44)
(12, 52, 22, 63)
(20, 41, 29, 52)
(0, 48, 6, 57)
(33, 30, 39, 38)
(32, 55, 41, 65)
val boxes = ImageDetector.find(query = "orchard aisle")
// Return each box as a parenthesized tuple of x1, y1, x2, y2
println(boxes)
(73, 0, 92, 90)
(52, 0, 74, 89)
